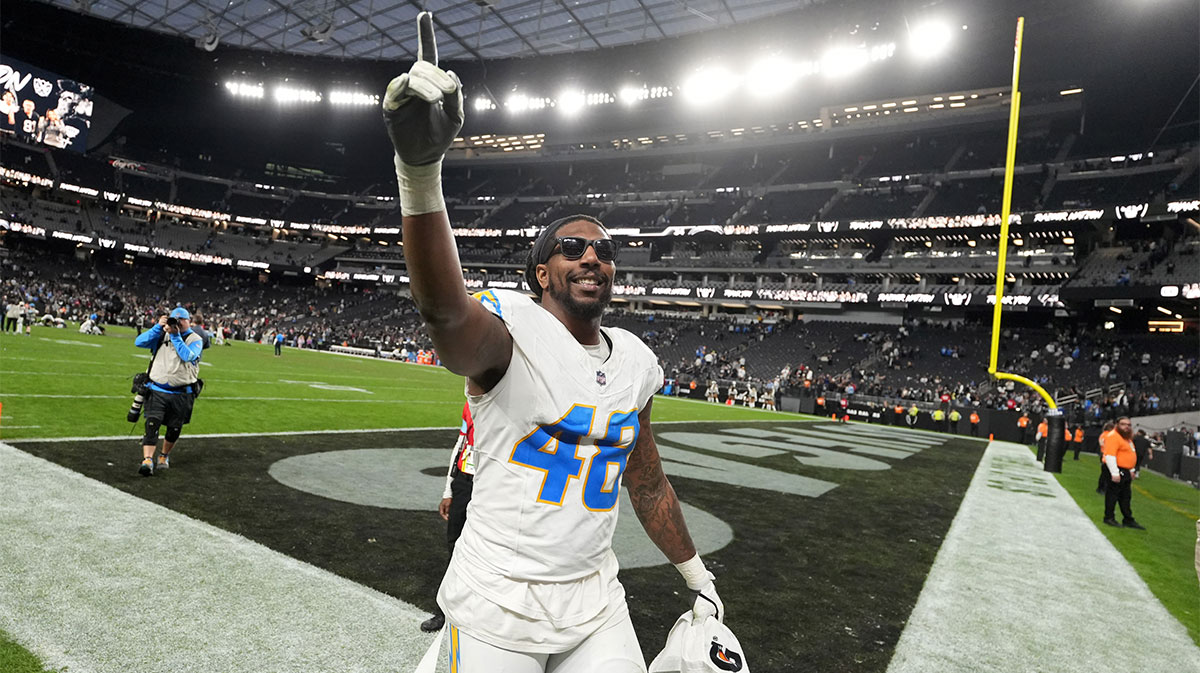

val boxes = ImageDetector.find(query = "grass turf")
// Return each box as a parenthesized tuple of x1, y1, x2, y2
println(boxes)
(1047, 450, 1200, 644)
(0, 326, 786, 440)
(0, 627, 60, 673)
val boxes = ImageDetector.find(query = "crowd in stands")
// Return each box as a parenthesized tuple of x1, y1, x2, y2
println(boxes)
(3, 242, 1196, 420)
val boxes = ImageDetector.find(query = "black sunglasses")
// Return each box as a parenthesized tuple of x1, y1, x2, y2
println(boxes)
(552, 236, 619, 263)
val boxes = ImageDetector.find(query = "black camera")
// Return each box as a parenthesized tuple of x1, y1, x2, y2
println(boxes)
(127, 392, 145, 422)
(166, 316, 179, 327)
(128, 373, 150, 422)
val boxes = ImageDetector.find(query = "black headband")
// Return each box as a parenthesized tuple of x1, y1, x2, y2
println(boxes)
(524, 214, 607, 297)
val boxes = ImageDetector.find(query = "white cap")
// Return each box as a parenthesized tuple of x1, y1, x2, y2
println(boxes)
(649, 611, 748, 673)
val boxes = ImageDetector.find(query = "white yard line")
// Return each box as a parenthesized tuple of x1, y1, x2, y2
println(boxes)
(0, 442, 446, 673)
(887, 440, 1200, 673)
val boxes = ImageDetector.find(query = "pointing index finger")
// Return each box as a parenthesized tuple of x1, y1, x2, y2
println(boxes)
(417, 11, 438, 66)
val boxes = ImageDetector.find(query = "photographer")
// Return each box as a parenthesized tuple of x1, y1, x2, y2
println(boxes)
(131, 307, 203, 476)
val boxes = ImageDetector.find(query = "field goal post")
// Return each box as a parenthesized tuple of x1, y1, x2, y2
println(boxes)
(986, 17, 1066, 471)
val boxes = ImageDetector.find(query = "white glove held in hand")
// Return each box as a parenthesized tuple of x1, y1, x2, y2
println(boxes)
(382, 12, 463, 215)
(674, 554, 724, 623)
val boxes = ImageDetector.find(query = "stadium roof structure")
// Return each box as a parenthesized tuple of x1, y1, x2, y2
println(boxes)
(40, 0, 829, 61)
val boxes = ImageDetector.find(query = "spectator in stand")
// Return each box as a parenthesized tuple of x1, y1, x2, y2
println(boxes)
(1101, 417, 1144, 530)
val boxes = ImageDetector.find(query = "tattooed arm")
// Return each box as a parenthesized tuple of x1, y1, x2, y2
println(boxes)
(623, 398, 697, 564)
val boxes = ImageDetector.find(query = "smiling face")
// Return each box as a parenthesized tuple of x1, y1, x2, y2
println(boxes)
(537, 219, 615, 323)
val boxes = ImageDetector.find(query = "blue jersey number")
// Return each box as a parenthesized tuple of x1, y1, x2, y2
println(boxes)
(510, 405, 639, 511)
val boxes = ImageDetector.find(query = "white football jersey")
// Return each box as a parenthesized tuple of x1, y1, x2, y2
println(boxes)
(459, 289, 662, 580)
(441, 289, 663, 650)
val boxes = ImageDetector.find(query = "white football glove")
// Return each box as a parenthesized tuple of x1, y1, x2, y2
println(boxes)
(692, 578, 724, 623)
(382, 12, 464, 215)
(674, 554, 724, 623)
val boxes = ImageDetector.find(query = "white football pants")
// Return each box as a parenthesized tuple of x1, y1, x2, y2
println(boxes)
(446, 613, 647, 673)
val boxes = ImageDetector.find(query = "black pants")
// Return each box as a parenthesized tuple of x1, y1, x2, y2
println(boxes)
(3, 317, 15, 332)
(447, 472, 473, 552)
(1036, 438, 1046, 461)
(1097, 461, 1109, 492)
(1103, 469, 1134, 522)
(970, 423, 979, 436)
(434, 471, 473, 619)
(275, 342, 282, 355)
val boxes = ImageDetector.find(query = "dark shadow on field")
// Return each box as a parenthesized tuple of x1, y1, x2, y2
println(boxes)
(12, 423, 984, 673)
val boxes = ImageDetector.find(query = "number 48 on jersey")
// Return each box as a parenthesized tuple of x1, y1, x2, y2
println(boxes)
(509, 404, 639, 511)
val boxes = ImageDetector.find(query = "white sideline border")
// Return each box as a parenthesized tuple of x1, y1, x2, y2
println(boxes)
(0, 441, 449, 673)
(887, 440, 1200, 673)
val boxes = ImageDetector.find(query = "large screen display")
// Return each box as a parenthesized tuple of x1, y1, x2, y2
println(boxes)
(0, 56, 93, 152)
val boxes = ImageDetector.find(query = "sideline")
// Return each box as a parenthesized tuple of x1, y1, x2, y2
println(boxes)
(887, 440, 1200, 673)
(0, 441, 444, 673)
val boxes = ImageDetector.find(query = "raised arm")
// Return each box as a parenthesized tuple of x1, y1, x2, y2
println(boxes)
(383, 13, 511, 389)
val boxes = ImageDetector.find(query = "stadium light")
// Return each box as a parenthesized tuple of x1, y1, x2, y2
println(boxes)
(618, 85, 647, 105)
(908, 20, 954, 61)
(505, 93, 549, 113)
(274, 85, 321, 103)
(681, 67, 739, 105)
(473, 96, 497, 112)
(558, 89, 586, 115)
(1156, 306, 1172, 315)
(746, 57, 801, 98)
(329, 91, 379, 106)
(1103, 321, 1115, 330)
(225, 81, 264, 98)
(820, 46, 869, 78)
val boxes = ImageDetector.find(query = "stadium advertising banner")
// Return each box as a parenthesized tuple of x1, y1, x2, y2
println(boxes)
(0, 56, 93, 152)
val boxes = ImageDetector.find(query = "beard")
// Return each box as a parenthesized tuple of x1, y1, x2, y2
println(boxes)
(546, 273, 610, 321)
(1117, 425, 1133, 440)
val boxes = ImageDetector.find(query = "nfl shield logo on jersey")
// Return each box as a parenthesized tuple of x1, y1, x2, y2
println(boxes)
(596, 370, 607, 386)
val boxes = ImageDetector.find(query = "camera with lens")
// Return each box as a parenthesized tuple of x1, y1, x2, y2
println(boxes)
(128, 372, 150, 422)
(166, 316, 179, 328)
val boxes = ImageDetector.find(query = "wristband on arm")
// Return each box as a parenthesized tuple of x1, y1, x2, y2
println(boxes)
(395, 157, 446, 217)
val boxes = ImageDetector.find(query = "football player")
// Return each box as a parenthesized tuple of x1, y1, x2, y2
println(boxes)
(384, 13, 723, 672)
(15, 99, 40, 142)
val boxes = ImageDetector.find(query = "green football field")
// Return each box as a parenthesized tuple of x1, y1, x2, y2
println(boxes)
(1, 325, 1196, 673)
(0, 325, 786, 441)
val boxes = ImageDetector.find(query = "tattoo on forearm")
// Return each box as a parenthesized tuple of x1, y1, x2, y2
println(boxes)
(626, 457, 696, 564)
